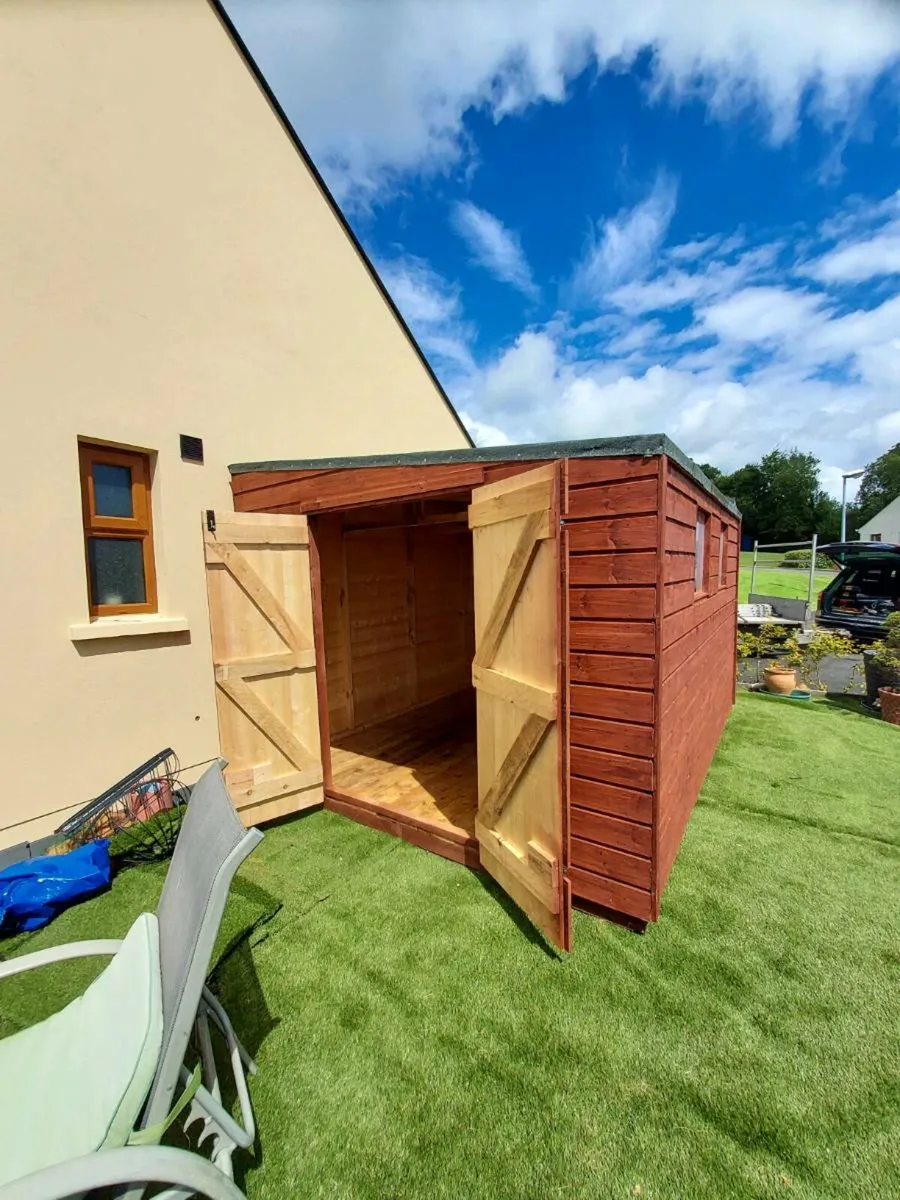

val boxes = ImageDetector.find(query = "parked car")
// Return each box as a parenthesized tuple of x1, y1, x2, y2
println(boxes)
(817, 542, 900, 639)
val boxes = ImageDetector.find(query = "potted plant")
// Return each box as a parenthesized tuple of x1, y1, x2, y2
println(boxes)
(879, 686, 900, 726)
(864, 612, 900, 706)
(763, 658, 798, 695)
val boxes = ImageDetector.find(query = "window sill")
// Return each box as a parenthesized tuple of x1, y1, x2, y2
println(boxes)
(69, 615, 190, 642)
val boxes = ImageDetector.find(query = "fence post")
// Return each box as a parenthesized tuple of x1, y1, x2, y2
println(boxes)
(807, 532, 818, 614)
(750, 540, 758, 597)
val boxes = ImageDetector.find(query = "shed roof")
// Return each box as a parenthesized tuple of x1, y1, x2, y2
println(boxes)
(229, 432, 740, 516)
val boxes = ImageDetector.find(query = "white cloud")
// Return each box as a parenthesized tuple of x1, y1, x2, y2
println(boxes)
(608, 241, 782, 315)
(226, 0, 900, 201)
(699, 285, 826, 345)
(376, 255, 475, 375)
(570, 173, 678, 300)
(805, 228, 900, 283)
(386, 188, 900, 495)
(451, 202, 538, 298)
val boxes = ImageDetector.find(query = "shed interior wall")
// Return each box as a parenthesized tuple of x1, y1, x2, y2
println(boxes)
(312, 501, 479, 854)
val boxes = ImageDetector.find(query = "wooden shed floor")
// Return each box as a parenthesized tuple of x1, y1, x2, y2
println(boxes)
(329, 694, 477, 840)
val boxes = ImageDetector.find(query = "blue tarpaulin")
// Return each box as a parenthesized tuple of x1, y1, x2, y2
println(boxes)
(0, 841, 111, 933)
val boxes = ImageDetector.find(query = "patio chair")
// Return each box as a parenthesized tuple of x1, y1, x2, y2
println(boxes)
(0, 760, 263, 1200)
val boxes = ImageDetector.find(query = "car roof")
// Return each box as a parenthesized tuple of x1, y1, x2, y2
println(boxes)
(819, 541, 900, 565)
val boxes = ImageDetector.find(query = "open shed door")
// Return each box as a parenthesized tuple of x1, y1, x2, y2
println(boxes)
(469, 464, 570, 950)
(203, 510, 324, 826)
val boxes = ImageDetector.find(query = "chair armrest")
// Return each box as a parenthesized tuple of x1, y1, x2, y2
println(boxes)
(0, 939, 123, 981)
(0, 1145, 247, 1200)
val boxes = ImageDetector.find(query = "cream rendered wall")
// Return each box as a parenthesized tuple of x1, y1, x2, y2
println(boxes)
(858, 496, 900, 543)
(0, 0, 469, 846)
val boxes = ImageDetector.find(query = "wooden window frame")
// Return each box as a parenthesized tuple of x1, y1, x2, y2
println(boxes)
(694, 509, 709, 596)
(78, 442, 157, 617)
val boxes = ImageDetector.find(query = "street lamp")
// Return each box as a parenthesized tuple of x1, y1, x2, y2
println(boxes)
(840, 469, 865, 542)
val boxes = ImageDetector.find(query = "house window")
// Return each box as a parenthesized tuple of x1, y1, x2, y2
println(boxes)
(78, 442, 157, 616)
(871, 533, 882, 542)
(718, 522, 727, 588)
(694, 511, 708, 593)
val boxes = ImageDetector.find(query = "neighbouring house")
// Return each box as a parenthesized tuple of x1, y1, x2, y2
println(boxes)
(0, 0, 470, 850)
(858, 496, 900, 544)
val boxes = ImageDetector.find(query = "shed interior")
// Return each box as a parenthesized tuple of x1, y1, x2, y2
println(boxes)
(313, 497, 480, 849)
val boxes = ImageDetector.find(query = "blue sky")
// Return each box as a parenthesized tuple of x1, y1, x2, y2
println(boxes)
(226, 0, 900, 497)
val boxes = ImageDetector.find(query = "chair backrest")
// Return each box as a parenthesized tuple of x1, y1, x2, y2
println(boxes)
(141, 761, 262, 1128)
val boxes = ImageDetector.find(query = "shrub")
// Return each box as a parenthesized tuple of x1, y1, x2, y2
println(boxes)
(871, 612, 900, 674)
(786, 630, 856, 690)
(781, 549, 833, 570)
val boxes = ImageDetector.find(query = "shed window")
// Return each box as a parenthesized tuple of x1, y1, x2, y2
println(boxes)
(694, 511, 708, 593)
(718, 522, 727, 588)
(78, 442, 157, 616)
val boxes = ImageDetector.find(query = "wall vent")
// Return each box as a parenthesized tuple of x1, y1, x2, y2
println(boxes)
(180, 434, 204, 464)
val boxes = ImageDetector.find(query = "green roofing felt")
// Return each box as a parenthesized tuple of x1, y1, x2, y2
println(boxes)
(229, 433, 740, 516)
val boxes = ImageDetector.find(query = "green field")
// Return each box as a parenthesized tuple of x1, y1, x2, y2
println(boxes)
(739, 566, 835, 604)
(3, 693, 898, 1199)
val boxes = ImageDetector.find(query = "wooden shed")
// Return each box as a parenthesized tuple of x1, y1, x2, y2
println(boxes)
(208, 436, 740, 950)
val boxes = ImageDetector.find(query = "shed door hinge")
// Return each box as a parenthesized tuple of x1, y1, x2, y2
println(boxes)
(206, 509, 216, 535)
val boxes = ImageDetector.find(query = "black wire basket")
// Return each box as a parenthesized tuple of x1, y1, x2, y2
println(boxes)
(54, 748, 187, 867)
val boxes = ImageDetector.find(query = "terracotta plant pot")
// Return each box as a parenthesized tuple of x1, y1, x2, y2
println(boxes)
(878, 687, 900, 726)
(763, 665, 797, 696)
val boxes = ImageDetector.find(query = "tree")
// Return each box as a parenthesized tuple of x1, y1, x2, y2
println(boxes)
(703, 448, 837, 544)
(812, 494, 842, 544)
(720, 463, 767, 540)
(698, 462, 728, 489)
(854, 443, 900, 530)
(757, 448, 823, 543)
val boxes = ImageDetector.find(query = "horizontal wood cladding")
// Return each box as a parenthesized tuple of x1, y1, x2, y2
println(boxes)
(570, 807, 652, 855)
(569, 551, 657, 586)
(570, 682, 654, 724)
(571, 652, 655, 690)
(570, 714, 653, 758)
(569, 866, 653, 921)
(656, 615, 735, 890)
(232, 467, 332, 498)
(233, 461, 544, 515)
(662, 595, 735, 681)
(564, 456, 662, 925)
(569, 586, 656, 620)
(569, 620, 655, 655)
(570, 745, 653, 791)
(654, 458, 740, 914)
(314, 505, 475, 738)
(566, 514, 658, 552)
(570, 776, 652, 823)
(566, 457, 659, 488)
(566, 476, 659, 520)
(664, 551, 696, 585)
(571, 836, 651, 889)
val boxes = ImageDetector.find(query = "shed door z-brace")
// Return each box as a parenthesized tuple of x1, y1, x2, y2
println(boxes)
(203, 510, 324, 826)
(469, 465, 571, 950)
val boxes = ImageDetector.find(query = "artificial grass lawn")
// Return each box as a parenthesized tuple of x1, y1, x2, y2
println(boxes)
(2, 694, 899, 1198)
(739, 566, 835, 604)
